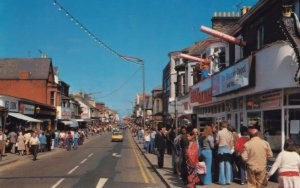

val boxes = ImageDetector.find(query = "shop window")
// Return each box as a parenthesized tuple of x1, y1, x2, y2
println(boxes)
(263, 110, 282, 153)
(238, 97, 243, 110)
(247, 111, 261, 127)
(232, 99, 238, 110)
(246, 95, 260, 110)
(289, 109, 300, 145)
(221, 104, 225, 112)
(288, 93, 300, 105)
(240, 112, 244, 127)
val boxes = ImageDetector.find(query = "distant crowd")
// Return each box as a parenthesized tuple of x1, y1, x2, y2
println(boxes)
(131, 121, 300, 188)
(0, 124, 112, 161)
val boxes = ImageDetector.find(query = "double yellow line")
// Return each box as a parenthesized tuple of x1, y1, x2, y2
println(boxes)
(129, 134, 156, 184)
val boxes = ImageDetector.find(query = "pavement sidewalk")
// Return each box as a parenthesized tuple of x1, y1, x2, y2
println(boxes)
(0, 133, 102, 167)
(133, 136, 278, 188)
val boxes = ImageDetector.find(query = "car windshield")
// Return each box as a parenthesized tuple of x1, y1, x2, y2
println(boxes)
(113, 132, 122, 135)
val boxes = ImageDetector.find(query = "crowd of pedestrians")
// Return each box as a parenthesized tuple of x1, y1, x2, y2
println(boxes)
(0, 124, 112, 161)
(131, 121, 300, 188)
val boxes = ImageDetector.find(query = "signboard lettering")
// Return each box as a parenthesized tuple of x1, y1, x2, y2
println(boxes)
(212, 57, 253, 96)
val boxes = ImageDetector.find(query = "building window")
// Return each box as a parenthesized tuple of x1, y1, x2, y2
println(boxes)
(156, 99, 160, 112)
(257, 25, 264, 50)
(182, 74, 186, 95)
(50, 91, 55, 106)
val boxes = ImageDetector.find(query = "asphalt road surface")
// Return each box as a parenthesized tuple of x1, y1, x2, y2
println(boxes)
(0, 130, 166, 188)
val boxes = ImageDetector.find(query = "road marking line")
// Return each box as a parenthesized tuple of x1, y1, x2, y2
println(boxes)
(135, 147, 156, 184)
(88, 153, 94, 158)
(132, 137, 156, 184)
(129, 136, 149, 183)
(80, 158, 88, 164)
(52, 178, 64, 188)
(96, 178, 108, 188)
(68, 165, 79, 175)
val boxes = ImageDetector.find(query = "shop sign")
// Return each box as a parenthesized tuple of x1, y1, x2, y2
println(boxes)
(190, 78, 212, 105)
(260, 91, 282, 108)
(212, 57, 253, 96)
(61, 107, 71, 119)
(4, 100, 18, 112)
(19, 103, 34, 115)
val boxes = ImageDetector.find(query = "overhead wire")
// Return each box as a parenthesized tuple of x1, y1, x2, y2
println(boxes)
(52, 0, 144, 97)
(98, 67, 141, 98)
(52, 0, 143, 65)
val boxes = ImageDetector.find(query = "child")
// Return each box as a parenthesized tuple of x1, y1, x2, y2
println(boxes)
(196, 155, 207, 185)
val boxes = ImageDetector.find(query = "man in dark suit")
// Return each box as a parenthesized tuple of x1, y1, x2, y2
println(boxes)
(154, 125, 166, 168)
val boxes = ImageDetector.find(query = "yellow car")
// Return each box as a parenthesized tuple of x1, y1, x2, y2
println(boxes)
(111, 132, 123, 142)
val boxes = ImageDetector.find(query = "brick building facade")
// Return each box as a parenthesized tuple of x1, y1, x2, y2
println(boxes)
(0, 58, 59, 107)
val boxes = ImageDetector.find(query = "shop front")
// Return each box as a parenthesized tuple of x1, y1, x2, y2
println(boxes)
(193, 42, 300, 156)
(0, 106, 8, 132)
(32, 103, 56, 131)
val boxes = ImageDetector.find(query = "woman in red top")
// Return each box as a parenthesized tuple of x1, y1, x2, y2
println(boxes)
(186, 132, 200, 188)
(235, 126, 249, 185)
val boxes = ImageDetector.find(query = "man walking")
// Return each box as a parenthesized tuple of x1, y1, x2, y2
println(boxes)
(8, 130, 17, 154)
(154, 125, 166, 168)
(30, 132, 40, 161)
(242, 124, 273, 188)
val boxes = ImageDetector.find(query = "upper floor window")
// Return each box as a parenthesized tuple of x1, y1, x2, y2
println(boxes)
(156, 99, 160, 112)
(50, 91, 55, 106)
(257, 25, 264, 50)
(182, 74, 186, 95)
(174, 58, 180, 66)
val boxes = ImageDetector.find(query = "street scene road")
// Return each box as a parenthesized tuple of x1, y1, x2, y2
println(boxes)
(0, 131, 165, 188)
(1, 0, 300, 188)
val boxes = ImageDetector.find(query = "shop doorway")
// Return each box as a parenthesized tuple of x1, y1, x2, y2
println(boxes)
(287, 108, 300, 145)
(263, 110, 281, 154)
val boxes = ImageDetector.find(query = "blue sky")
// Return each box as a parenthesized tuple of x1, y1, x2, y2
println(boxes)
(0, 0, 258, 117)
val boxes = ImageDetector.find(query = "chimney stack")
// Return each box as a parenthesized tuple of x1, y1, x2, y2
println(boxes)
(241, 6, 251, 16)
(211, 10, 240, 34)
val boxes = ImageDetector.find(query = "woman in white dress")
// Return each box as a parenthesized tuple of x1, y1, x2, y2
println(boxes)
(268, 139, 300, 188)
(17, 132, 25, 156)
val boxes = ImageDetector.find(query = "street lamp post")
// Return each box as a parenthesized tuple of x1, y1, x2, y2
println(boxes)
(142, 63, 146, 129)
(121, 55, 145, 129)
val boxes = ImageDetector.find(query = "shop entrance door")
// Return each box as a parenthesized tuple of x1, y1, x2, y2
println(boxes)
(287, 108, 300, 145)
(263, 110, 281, 154)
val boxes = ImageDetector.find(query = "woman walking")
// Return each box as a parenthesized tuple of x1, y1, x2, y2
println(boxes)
(201, 125, 215, 185)
(17, 132, 25, 156)
(268, 139, 300, 188)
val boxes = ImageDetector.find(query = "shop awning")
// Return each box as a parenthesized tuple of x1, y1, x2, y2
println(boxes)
(59, 119, 79, 128)
(75, 119, 85, 122)
(8, 112, 42, 123)
(75, 119, 91, 122)
(61, 121, 72, 125)
(70, 119, 79, 128)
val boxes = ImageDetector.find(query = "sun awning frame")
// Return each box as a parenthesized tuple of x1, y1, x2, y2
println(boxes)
(8, 112, 42, 123)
